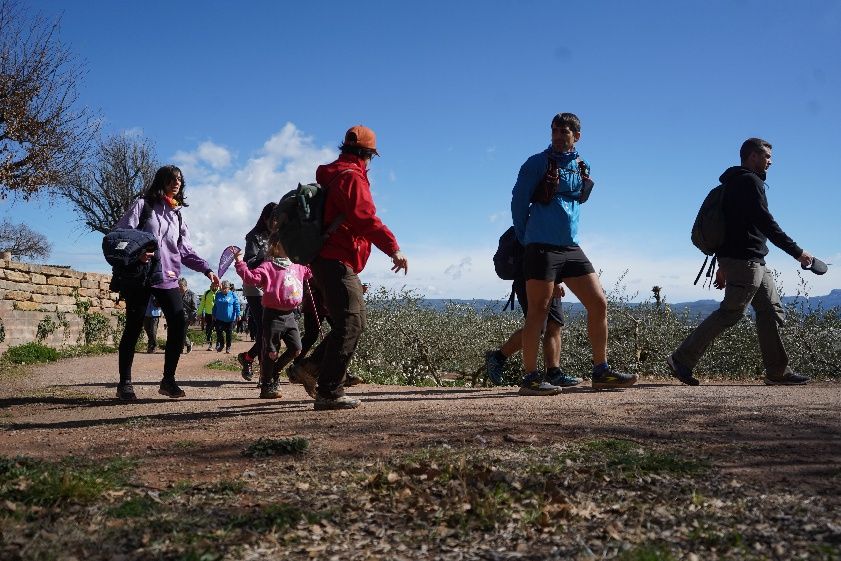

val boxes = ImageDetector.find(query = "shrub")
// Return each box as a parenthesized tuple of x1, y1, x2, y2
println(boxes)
(3, 342, 59, 364)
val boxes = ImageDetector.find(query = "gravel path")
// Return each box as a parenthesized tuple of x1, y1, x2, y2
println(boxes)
(1, 339, 839, 495)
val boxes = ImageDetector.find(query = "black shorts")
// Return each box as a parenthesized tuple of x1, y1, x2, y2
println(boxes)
(512, 277, 563, 326)
(523, 244, 595, 283)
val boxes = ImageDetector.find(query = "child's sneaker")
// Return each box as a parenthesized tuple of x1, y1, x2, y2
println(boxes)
(591, 366, 638, 389)
(518, 371, 562, 396)
(237, 353, 254, 381)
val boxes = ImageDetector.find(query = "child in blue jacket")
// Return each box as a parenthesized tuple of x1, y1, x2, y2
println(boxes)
(212, 280, 240, 353)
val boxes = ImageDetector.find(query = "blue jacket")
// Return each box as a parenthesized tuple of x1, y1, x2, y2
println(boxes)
(212, 291, 241, 323)
(511, 147, 588, 247)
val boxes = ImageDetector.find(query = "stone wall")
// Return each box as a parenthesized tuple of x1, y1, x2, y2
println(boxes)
(0, 257, 124, 353)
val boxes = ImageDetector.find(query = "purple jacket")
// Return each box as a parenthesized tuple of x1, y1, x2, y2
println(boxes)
(115, 199, 211, 290)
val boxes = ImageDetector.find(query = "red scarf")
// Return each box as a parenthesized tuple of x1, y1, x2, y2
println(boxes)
(164, 195, 179, 209)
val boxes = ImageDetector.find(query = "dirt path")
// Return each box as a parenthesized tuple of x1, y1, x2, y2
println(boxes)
(1, 338, 839, 495)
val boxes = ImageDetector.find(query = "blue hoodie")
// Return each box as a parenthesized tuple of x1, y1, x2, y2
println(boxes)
(511, 147, 588, 247)
(212, 291, 241, 323)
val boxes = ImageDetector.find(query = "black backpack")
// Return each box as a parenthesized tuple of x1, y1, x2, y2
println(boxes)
(268, 170, 355, 265)
(691, 183, 728, 286)
(493, 227, 523, 281)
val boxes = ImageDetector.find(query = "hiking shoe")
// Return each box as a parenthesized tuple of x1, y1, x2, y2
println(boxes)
(116, 382, 137, 401)
(666, 354, 700, 386)
(158, 378, 186, 398)
(546, 367, 582, 387)
(146, 346, 156, 354)
(206, 342, 213, 351)
(216, 343, 223, 352)
(185, 341, 193, 354)
(591, 367, 638, 389)
(288, 362, 318, 398)
(345, 374, 365, 387)
(518, 371, 562, 396)
(259, 379, 281, 399)
(314, 395, 361, 411)
(237, 352, 254, 381)
(764, 371, 810, 386)
(484, 350, 506, 386)
(225, 348, 231, 354)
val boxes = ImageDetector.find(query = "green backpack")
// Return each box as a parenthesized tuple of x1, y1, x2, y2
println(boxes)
(269, 170, 355, 264)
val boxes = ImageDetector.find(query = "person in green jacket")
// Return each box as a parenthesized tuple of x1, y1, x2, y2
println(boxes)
(197, 284, 217, 351)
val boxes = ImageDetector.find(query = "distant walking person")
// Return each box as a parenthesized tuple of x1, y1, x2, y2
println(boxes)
(511, 112, 637, 396)
(288, 125, 408, 410)
(143, 296, 162, 353)
(212, 280, 240, 354)
(234, 240, 312, 399)
(236, 202, 276, 382)
(667, 138, 815, 386)
(178, 278, 196, 353)
(198, 284, 217, 350)
(113, 165, 219, 400)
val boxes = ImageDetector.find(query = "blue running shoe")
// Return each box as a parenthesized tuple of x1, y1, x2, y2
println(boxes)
(547, 367, 581, 387)
(484, 350, 506, 385)
(518, 371, 562, 396)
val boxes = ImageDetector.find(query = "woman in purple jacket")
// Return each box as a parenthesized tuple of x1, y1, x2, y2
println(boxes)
(113, 165, 219, 400)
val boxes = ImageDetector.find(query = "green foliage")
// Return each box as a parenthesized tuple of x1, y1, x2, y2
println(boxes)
(3, 342, 59, 364)
(352, 278, 840, 386)
(618, 545, 677, 561)
(241, 437, 309, 458)
(57, 343, 117, 358)
(0, 456, 132, 506)
(207, 359, 239, 372)
(0, 316, 5, 343)
(110, 495, 160, 518)
(35, 310, 70, 343)
(228, 503, 311, 533)
(73, 290, 112, 346)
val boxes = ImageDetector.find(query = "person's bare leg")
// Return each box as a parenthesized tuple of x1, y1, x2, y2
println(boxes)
(563, 273, 607, 365)
(500, 328, 523, 357)
(522, 279, 554, 373)
(542, 320, 562, 369)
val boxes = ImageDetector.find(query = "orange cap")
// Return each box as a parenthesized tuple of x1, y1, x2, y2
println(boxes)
(344, 125, 379, 156)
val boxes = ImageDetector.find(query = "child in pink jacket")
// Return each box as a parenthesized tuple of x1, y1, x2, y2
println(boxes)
(234, 241, 312, 398)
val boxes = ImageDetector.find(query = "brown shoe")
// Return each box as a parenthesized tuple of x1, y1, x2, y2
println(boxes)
(345, 374, 365, 387)
(288, 363, 318, 398)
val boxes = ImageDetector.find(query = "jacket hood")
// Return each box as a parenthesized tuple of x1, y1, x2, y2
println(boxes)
(720, 166, 760, 184)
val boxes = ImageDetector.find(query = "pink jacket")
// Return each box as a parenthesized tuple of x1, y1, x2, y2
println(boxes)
(235, 260, 312, 311)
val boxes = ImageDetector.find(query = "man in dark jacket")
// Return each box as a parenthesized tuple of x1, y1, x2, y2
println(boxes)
(289, 125, 408, 410)
(667, 138, 814, 386)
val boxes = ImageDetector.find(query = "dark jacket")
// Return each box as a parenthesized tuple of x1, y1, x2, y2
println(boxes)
(717, 166, 802, 264)
(317, 153, 400, 274)
(242, 227, 269, 297)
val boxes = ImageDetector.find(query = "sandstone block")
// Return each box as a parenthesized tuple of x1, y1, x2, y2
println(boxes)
(5, 290, 31, 301)
(30, 274, 47, 284)
(47, 277, 81, 288)
(4, 270, 30, 283)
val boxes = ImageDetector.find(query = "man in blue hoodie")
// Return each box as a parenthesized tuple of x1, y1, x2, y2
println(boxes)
(511, 113, 638, 396)
(667, 138, 814, 386)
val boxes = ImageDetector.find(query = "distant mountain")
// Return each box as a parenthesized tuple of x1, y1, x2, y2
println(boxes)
(422, 289, 841, 319)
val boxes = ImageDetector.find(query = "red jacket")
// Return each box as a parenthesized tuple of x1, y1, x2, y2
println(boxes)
(317, 154, 400, 274)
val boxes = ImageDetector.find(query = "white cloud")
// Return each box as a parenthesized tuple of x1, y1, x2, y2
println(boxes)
(488, 212, 506, 223)
(175, 123, 336, 293)
(122, 127, 144, 137)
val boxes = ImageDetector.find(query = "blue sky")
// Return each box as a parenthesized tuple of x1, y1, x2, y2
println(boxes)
(7, 0, 840, 303)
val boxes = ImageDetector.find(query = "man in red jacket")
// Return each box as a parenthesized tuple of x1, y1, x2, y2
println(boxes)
(290, 125, 408, 410)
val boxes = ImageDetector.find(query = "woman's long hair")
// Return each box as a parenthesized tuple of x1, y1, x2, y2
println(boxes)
(252, 202, 277, 235)
(144, 165, 187, 206)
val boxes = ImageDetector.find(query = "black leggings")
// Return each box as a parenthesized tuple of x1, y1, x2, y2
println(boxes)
(203, 314, 214, 343)
(119, 287, 185, 382)
(245, 295, 263, 360)
(215, 321, 233, 350)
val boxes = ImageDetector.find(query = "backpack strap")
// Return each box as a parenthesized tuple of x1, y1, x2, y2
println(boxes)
(137, 198, 183, 246)
(503, 284, 516, 311)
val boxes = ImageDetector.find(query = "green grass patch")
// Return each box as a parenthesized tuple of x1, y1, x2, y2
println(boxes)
(618, 545, 677, 561)
(229, 502, 316, 533)
(3, 342, 59, 364)
(57, 343, 117, 358)
(242, 437, 309, 458)
(571, 438, 708, 477)
(206, 359, 239, 372)
(110, 494, 160, 518)
(0, 456, 133, 506)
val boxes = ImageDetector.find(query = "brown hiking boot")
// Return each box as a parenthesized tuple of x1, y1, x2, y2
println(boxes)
(345, 373, 365, 387)
(288, 362, 318, 398)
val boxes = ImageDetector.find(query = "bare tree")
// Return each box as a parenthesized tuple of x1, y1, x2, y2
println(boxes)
(0, 218, 51, 260)
(0, 0, 97, 199)
(59, 133, 158, 234)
